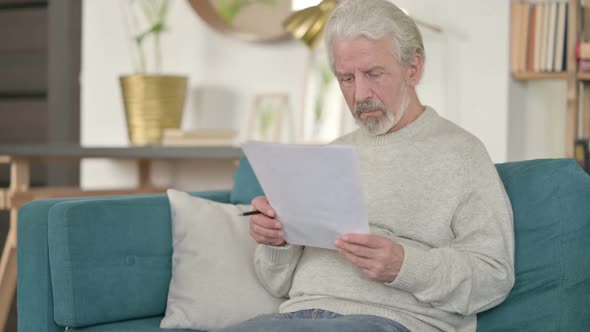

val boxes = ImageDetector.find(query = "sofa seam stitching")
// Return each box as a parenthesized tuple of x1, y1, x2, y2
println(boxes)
(40, 201, 64, 331)
(550, 167, 565, 332)
(63, 207, 76, 327)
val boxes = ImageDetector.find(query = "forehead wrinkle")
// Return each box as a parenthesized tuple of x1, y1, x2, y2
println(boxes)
(333, 38, 398, 73)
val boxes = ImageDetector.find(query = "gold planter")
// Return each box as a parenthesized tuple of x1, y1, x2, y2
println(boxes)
(120, 74, 188, 145)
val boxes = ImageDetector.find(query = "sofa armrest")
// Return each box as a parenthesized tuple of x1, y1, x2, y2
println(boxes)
(18, 190, 230, 331)
(18, 198, 72, 332)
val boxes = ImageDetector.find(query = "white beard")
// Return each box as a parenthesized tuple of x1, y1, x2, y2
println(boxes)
(354, 82, 410, 136)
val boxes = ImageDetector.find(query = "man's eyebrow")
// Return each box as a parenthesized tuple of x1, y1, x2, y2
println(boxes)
(335, 66, 385, 76)
(364, 65, 385, 72)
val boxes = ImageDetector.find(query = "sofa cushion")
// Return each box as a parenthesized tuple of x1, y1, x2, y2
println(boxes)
(229, 155, 264, 205)
(47, 191, 231, 328)
(161, 190, 281, 330)
(477, 159, 590, 331)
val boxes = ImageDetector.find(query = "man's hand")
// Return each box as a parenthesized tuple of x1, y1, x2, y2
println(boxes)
(334, 234, 404, 283)
(248, 196, 286, 246)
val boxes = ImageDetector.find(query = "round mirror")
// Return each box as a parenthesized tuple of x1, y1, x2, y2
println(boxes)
(188, 0, 297, 43)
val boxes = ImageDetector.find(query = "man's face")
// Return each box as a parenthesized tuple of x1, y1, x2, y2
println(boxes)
(332, 36, 410, 135)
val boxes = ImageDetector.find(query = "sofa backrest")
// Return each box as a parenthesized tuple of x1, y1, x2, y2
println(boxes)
(477, 159, 590, 331)
(46, 191, 230, 328)
(229, 155, 264, 205)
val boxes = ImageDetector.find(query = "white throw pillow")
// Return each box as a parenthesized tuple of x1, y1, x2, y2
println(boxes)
(161, 189, 282, 330)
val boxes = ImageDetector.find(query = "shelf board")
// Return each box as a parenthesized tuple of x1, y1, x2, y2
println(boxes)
(512, 72, 567, 80)
(512, 71, 590, 81)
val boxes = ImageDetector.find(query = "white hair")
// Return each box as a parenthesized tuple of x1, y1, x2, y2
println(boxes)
(324, 0, 425, 70)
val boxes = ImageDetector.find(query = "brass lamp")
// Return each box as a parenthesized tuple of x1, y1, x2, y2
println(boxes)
(283, 0, 443, 48)
(282, 0, 337, 48)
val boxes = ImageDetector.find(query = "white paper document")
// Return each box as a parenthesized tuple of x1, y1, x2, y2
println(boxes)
(241, 141, 369, 250)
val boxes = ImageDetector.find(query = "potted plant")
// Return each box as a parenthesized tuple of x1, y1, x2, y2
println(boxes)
(120, 0, 188, 145)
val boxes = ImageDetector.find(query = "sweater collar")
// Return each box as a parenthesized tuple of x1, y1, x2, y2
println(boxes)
(356, 106, 437, 146)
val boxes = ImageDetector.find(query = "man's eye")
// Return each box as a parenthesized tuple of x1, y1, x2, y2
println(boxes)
(340, 76, 354, 83)
(368, 72, 383, 78)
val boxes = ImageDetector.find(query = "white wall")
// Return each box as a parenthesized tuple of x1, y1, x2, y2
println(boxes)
(394, 0, 512, 162)
(81, 0, 307, 190)
(81, 0, 523, 190)
(508, 80, 567, 161)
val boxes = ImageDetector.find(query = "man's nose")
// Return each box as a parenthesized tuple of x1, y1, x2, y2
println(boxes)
(354, 76, 372, 102)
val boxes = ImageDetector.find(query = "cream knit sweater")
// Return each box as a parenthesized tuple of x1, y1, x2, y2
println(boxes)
(253, 107, 515, 332)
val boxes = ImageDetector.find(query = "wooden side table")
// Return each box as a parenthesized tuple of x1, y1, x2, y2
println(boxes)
(0, 145, 242, 332)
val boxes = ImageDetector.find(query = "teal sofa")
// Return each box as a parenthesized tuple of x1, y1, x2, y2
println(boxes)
(17, 158, 590, 331)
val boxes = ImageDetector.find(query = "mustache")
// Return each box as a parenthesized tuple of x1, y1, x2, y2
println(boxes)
(354, 99, 386, 114)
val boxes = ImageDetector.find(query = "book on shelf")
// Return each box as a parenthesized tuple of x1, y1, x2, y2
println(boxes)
(161, 129, 237, 146)
(577, 2, 590, 73)
(522, 2, 532, 71)
(578, 59, 590, 71)
(554, 2, 568, 70)
(511, 1, 569, 74)
(527, 4, 537, 71)
(546, 2, 558, 71)
(533, 3, 543, 71)
(539, 3, 548, 71)
(576, 42, 590, 58)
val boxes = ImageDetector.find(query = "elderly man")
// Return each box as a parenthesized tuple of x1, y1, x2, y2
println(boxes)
(219, 0, 515, 331)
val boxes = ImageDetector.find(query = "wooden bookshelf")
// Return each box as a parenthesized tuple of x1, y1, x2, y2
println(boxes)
(511, 0, 587, 157)
(512, 71, 568, 80)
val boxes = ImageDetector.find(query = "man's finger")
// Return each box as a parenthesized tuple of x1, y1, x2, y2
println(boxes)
(251, 214, 282, 230)
(249, 228, 285, 246)
(334, 239, 375, 258)
(340, 233, 386, 249)
(251, 196, 275, 217)
(338, 248, 373, 269)
(251, 223, 284, 239)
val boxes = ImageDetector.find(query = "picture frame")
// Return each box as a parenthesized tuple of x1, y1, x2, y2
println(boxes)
(247, 93, 290, 142)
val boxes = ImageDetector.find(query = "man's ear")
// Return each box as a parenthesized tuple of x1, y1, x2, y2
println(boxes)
(407, 54, 424, 87)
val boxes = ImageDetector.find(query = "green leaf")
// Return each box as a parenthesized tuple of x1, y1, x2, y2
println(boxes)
(217, 0, 280, 24)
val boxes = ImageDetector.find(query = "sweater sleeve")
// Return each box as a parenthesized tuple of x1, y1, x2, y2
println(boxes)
(253, 243, 303, 298)
(386, 141, 515, 315)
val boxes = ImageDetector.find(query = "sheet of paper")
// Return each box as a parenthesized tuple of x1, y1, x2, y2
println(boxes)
(241, 141, 369, 250)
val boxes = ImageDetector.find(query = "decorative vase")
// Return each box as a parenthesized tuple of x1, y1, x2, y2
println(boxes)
(120, 74, 188, 145)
